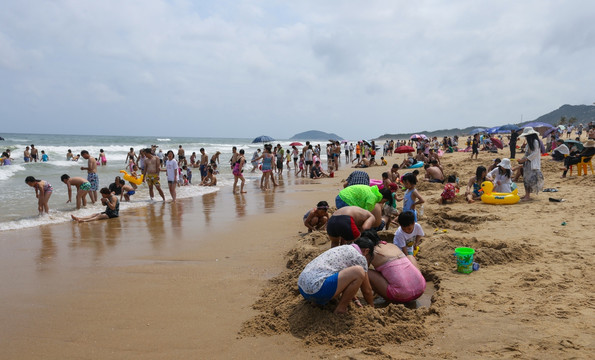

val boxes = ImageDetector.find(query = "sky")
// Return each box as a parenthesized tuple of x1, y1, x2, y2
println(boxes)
(1, 0, 594, 140)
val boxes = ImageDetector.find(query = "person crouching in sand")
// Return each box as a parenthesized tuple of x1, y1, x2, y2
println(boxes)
(297, 237, 376, 314)
(327, 206, 377, 248)
(71, 187, 119, 222)
(303, 201, 330, 233)
(364, 230, 426, 304)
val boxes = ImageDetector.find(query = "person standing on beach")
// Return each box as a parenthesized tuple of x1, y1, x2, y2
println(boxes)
(30, 144, 39, 162)
(305, 145, 314, 176)
(61, 174, 91, 209)
(23, 146, 31, 163)
(199, 148, 209, 181)
(471, 134, 479, 159)
(142, 148, 166, 201)
(165, 150, 178, 202)
(516, 127, 544, 201)
(232, 149, 247, 194)
(230, 146, 238, 171)
(251, 149, 261, 172)
(25, 176, 53, 214)
(177, 145, 186, 166)
(80, 150, 98, 203)
(125, 147, 136, 165)
(509, 130, 519, 159)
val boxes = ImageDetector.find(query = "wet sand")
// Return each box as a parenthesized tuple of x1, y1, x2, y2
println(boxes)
(2, 150, 595, 359)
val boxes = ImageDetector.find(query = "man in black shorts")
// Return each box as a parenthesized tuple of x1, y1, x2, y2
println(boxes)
(327, 206, 377, 248)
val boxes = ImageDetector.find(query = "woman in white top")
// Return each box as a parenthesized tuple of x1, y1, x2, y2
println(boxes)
(165, 150, 178, 202)
(298, 237, 375, 314)
(487, 158, 513, 193)
(517, 127, 544, 200)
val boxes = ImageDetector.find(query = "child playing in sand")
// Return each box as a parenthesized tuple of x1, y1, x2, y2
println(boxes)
(303, 201, 330, 233)
(61, 174, 91, 209)
(393, 211, 424, 256)
(465, 166, 487, 203)
(25, 176, 53, 214)
(72, 187, 119, 222)
(439, 175, 459, 205)
(399, 173, 424, 222)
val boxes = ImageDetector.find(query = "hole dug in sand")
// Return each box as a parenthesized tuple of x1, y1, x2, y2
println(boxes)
(239, 232, 438, 348)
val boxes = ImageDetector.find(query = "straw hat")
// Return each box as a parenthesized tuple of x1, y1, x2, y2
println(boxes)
(519, 127, 539, 137)
(585, 140, 595, 148)
(498, 158, 512, 170)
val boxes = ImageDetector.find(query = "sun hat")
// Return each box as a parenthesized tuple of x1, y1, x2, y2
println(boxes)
(519, 127, 539, 137)
(585, 140, 595, 148)
(498, 158, 512, 170)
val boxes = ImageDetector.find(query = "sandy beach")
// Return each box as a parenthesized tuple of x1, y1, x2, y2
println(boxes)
(2, 148, 594, 359)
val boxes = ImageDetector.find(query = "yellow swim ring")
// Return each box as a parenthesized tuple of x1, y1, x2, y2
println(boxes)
(120, 170, 143, 185)
(480, 181, 520, 205)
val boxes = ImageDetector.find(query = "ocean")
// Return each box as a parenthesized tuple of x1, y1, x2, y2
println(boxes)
(0, 133, 321, 231)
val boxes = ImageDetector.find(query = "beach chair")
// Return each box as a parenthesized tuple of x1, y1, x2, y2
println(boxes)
(568, 156, 593, 176)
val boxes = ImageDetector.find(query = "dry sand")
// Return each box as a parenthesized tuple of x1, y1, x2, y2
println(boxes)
(1, 146, 594, 359)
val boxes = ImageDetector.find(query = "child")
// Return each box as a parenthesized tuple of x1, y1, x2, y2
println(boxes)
(399, 173, 425, 222)
(183, 165, 192, 184)
(381, 172, 396, 190)
(439, 175, 458, 205)
(487, 158, 512, 193)
(98, 149, 107, 165)
(380, 188, 399, 230)
(201, 168, 217, 186)
(25, 176, 53, 214)
(286, 151, 291, 171)
(296, 154, 305, 177)
(465, 166, 487, 203)
(303, 201, 329, 232)
(120, 179, 136, 202)
(310, 160, 328, 179)
(393, 211, 424, 257)
(182, 174, 189, 186)
(61, 174, 91, 209)
(380, 156, 388, 166)
(71, 187, 119, 222)
(164, 150, 178, 202)
(41, 150, 49, 162)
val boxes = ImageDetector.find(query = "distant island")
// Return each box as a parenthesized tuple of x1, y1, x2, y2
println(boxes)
(375, 104, 595, 140)
(290, 130, 343, 141)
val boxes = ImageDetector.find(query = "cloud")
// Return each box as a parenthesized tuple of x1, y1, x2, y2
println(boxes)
(1, 0, 594, 139)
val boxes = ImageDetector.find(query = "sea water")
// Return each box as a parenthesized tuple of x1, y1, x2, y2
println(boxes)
(0, 133, 320, 231)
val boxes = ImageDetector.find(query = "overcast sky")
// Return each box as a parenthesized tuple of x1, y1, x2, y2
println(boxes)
(1, 0, 594, 140)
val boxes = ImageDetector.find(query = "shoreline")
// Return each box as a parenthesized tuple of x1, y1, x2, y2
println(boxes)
(1, 150, 594, 359)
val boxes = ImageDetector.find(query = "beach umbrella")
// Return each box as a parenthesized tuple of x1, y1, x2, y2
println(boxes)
(469, 128, 486, 135)
(497, 124, 521, 132)
(486, 126, 500, 135)
(395, 145, 415, 154)
(490, 137, 503, 149)
(341, 140, 348, 144)
(564, 139, 584, 151)
(557, 125, 566, 130)
(542, 127, 559, 138)
(252, 135, 275, 143)
(522, 122, 554, 135)
(289, 142, 303, 146)
(410, 134, 423, 141)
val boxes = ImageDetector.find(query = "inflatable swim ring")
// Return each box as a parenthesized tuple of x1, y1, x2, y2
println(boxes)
(369, 179, 384, 190)
(120, 170, 143, 185)
(480, 181, 520, 205)
(407, 162, 424, 169)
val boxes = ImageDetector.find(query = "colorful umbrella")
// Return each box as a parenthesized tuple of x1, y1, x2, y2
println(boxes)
(490, 137, 503, 149)
(564, 139, 584, 151)
(497, 124, 522, 132)
(395, 145, 415, 154)
(410, 134, 423, 141)
(469, 128, 486, 135)
(289, 142, 303, 146)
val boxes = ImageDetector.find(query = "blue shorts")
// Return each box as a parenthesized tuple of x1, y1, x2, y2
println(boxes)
(335, 195, 349, 209)
(87, 173, 99, 191)
(127, 190, 135, 196)
(299, 272, 339, 305)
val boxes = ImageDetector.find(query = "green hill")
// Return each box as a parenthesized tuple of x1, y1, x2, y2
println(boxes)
(290, 130, 343, 141)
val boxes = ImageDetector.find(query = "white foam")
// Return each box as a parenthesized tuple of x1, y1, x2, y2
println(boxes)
(0, 164, 26, 181)
(157, 138, 171, 141)
(0, 183, 220, 232)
